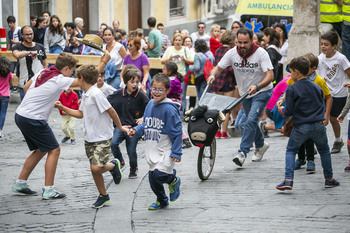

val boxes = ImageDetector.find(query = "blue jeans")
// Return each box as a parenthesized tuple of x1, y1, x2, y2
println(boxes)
(0, 96, 10, 130)
(49, 45, 63, 54)
(111, 127, 140, 168)
(342, 23, 350, 61)
(19, 88, 25, 101)
(234, 107, 247, 134)
(285, 122, 333, 180)
(181, 82, 188, 116)
(240, 89, 272, 154)
(196, 81, 206, 100)
(149, 169, 176, 205)
(107, 71, 121, 90)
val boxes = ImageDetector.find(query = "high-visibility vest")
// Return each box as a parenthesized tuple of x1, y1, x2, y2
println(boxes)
(320, 0, 343, 23)
(344, 0, 350, 22)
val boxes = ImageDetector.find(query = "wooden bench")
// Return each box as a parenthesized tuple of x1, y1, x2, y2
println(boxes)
(0, 51, 197, 97)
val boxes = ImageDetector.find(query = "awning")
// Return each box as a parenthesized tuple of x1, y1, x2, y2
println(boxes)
(236, 0, 293, 17)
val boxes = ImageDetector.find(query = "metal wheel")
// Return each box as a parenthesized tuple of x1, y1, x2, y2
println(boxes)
(197, 138, 216, 180)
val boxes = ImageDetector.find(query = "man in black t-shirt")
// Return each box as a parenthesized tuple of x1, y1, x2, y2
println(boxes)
(12, 25, 47, 100)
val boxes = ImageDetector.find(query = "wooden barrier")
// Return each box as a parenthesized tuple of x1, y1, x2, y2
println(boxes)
(0, 51, 197, 96)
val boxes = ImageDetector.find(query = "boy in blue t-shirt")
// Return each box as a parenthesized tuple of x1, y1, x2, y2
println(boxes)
(276, 56, 340, 191)
(129, 73, 182, 210)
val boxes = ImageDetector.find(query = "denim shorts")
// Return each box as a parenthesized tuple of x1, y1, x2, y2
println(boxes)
(15, 113, 59, 152)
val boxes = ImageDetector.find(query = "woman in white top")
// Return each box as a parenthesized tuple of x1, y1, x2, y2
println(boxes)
(275, 23, 288, 84)
(102, 27, 127, 89)
(161, 33, 194, 77)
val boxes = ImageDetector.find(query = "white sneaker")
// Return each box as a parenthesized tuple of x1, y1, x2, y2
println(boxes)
(233, 152, 246, 167)
(0, 130, 3, 138)
(252, 142, 269, 162)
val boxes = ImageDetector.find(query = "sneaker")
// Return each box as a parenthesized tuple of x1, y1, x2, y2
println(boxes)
(42, 188, 66, 200)
(182, 138, 192, 149)
(325, 178, 340, 188)
(12, 182, 38, 195)
(71, 139, 76, 145)
(215, 131, 221, 138)
(221, 132, 230, 138)
(92, 194, 110, 208)
(169, 177, 181, 202)
(0, 130, 3, 138)
(61, 137, 70, 143)
(252, 142, 269, 162)
(110, 159, 122, 184)
(233, 152, 246, 167)
(276, 179, 293, 191)
(129, 167, 138, 179)
(306, 161, 315, 173)
(148, 201, 169, 210)
(331, 139, 344, 154)
(259, 121, 269, 138)
(344, 162, 350, 172)
(295, 159, 306, 170)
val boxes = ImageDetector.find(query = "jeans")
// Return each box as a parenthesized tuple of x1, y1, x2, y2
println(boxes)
(234, 107, 247, 134)
(0, 96, 10, 130)
(240, 89, 272, 154)
(196, 81, 206, 100)
(49, 45, 63, 54)
(148, 169, 176, 205)
(285, 122, 333, 180)
(342, 23, 350, 61)
(107, 71, 121, 90)
(181, 82, 188, 116)
(19, 88, 25, 101)
(111, 127, 140, 169)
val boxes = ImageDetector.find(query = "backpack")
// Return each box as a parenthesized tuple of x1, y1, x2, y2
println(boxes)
(202, 52, 214, 80)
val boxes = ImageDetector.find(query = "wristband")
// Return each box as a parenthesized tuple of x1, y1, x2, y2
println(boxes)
(255, 84, 261, 91)
(280, 97, 285, 101)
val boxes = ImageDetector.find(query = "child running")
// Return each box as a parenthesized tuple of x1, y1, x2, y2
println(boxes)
(276, 56, 339, 191)
(107, 65, 149, 179)
(54, 64, 130, 208)
(318, 31, 350, 153)
(163, 61, 192, 148)
(58, 88, 79, 145)
(129, 73, 182, 210)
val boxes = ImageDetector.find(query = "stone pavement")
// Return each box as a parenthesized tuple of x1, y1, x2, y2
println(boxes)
(0, 92, 349, 232)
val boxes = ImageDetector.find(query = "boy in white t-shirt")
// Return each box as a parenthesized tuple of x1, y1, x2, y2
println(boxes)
(12, 52, 111, 200)
(318, 31, 350, 153)
(54, 64, 130, 209)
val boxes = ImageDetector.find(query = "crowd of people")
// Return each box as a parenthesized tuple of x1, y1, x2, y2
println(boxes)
(1, 8, 349, 211)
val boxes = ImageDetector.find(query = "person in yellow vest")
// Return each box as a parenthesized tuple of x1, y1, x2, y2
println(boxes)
(321, 0, 343, 37)
(342, 0, 350, 61)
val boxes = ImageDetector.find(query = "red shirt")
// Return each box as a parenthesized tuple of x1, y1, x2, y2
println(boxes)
(58, 91, 79, 115)
(209, 36, 222, 56)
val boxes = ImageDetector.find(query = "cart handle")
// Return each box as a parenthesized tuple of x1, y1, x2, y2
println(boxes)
(198, 83, 211, 106)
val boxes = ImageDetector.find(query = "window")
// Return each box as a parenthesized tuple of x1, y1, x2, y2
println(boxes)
(29, 0, 50, 18)
(170, 0, 185, 17)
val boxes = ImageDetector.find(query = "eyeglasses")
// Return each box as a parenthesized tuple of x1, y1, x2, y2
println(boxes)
(198, 26, 205, 29)
(127, 44, 133, 47)
(151, 88, 165, 94)
(23, 33, 33, 36)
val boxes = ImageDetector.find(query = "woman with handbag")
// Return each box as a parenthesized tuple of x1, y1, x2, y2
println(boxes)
(161, 33, 194, 114)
